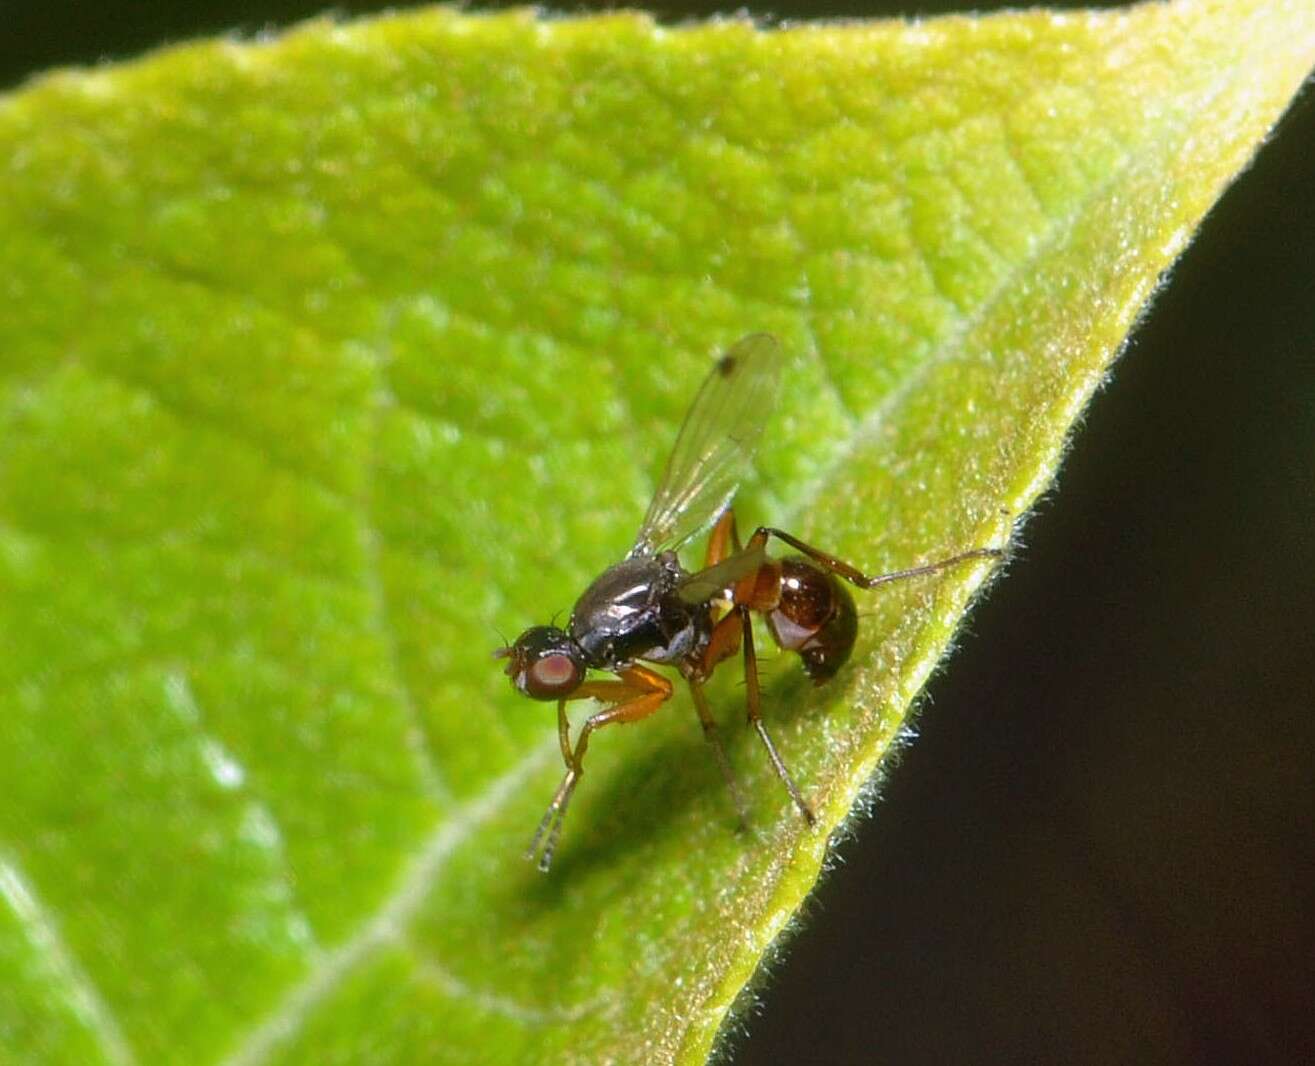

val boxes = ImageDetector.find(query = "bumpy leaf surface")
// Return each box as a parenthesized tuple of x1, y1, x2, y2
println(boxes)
(0, 3, 1311, 1063)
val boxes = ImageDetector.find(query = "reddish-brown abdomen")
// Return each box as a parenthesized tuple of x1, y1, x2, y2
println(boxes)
(765, 557, 858, 684)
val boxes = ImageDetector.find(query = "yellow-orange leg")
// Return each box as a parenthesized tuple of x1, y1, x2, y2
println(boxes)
(697, 609, 743, 677)
(704, 508, 743, 568)
(739, 604, 816, 826)
(747, 526, 1003, 590)
(527, 665, 672, 872)
(682, 509, 752, 826)
(555, 700, 572, 767)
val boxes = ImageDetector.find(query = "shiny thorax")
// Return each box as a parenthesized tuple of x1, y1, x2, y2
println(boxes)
(568, 554, 712, 669)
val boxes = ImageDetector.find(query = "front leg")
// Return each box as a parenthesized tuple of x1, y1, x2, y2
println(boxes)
(527, 665, 672, 871)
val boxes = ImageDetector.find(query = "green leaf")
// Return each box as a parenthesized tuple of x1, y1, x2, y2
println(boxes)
(0, 2, 1310, 1063)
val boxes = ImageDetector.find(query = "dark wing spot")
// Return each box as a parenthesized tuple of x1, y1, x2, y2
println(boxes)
(717, 354, 737, 377)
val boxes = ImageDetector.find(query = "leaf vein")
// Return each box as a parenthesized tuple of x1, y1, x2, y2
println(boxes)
(0, 850, 140, 1066)
(405, 948, 606, 1025)
(361, 380, 452, 800)
(219, 738, 557, 1066)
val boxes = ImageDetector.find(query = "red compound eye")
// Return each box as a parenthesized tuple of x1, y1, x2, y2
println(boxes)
(526, 654, 581, 698)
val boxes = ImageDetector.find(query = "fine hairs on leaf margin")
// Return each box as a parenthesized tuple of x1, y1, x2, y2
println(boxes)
(708, 750, 902, 1065)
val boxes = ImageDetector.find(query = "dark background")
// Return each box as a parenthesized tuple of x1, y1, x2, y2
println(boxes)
(5, 3, 1311, 1064)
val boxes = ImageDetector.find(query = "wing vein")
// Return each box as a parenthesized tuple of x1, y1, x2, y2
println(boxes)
(630, 333, 783, 557)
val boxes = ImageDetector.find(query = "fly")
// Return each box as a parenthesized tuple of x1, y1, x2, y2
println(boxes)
(495, 333, 1004, 871)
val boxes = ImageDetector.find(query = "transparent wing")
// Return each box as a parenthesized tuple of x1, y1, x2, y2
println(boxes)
(676, 543, 769, 605)
(629, 333, 783, 557)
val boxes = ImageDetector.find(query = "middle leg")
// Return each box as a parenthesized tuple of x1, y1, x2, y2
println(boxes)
(739, 604, 816, 827)
(687, 676, 749, 830)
